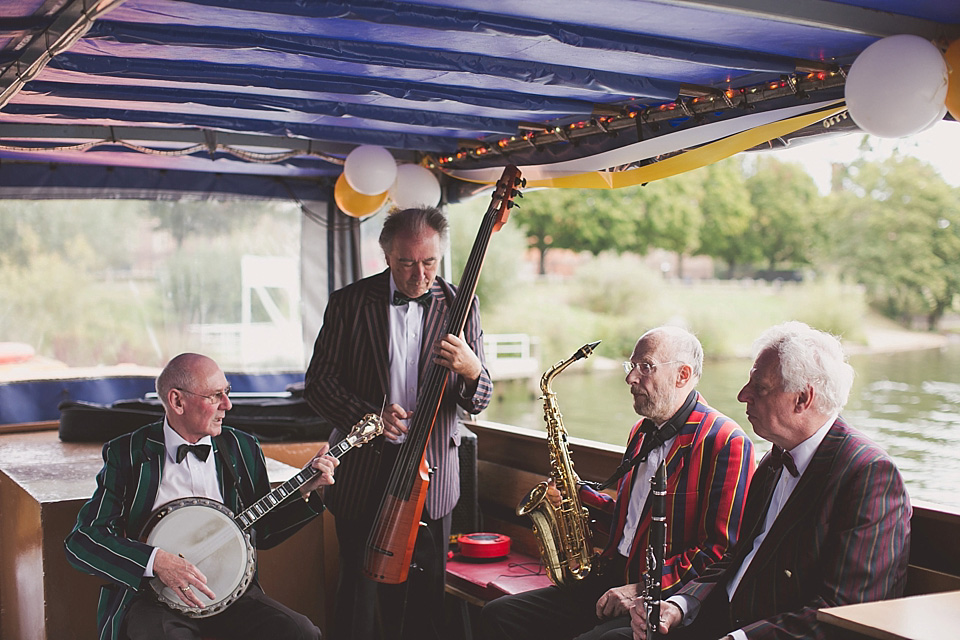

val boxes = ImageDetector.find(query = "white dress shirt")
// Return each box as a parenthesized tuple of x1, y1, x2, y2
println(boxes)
(388, 279, 424, 445)
(144, 419, 223, 576)
(618, 430, 678, 557)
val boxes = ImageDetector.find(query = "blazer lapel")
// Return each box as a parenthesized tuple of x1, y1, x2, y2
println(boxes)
(763, 419, 845, 538)
(419, 280, 449, 383)
(362, 270, 391, 398)
(129, 422, 165, 535)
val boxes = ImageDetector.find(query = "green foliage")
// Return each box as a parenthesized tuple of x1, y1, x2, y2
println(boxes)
(0, 198, 302, 368)
(571, 252, 663, 318)
(827, 155, 960, 329)
(744, 156, 821, 270)
(482, 269, 869, 363)
(695, 158, 758, 276)
(641, 172, 704, 269)
(512, 188, 649, 274)
(447, 196, 528, 309)
(0, 231, 159, 365)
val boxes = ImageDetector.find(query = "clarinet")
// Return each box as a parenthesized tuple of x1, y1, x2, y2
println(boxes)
(642, 460, 667, 640)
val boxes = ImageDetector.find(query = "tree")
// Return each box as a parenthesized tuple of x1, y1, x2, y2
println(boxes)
(829, 155, 960, 329)
(150, 199, 262, 249)
(696, 158, 757, 277)
(745, 157, 821, 271)
(641, 171, 703, 278)
(511, 188, 641, 275)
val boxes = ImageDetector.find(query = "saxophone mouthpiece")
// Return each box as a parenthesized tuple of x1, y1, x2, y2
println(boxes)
(576, 340, 602, 360)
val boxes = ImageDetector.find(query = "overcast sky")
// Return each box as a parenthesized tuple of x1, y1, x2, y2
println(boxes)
(768, 120, 960, 193)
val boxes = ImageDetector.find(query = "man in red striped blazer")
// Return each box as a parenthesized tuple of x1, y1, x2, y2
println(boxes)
(481, 326, 755, 640)
(304, 206, 492, 640)
(632, 321, 912, 640)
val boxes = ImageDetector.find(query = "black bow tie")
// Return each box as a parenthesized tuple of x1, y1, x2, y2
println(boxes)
(177, 443, 211, 464)
(392, 290, 431, 307)
(771, 446, 799, 478)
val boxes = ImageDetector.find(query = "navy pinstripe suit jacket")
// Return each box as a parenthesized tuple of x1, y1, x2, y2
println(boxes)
(303, 269, 492, 521)
(64, 421, 323, 640)
(677, 417, 911, 640)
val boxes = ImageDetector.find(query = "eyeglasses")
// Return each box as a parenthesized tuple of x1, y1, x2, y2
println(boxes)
(622, 361, 683, 376)
(176, 386, 231, 405)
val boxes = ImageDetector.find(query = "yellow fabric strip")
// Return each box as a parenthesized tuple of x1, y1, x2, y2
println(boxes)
(459, 104, 847, 190)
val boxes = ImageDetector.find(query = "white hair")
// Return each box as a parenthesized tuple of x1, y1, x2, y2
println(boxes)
(752, 321, 854, 415)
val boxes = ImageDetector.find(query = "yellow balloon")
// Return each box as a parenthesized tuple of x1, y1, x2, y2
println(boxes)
(946, 39, 960, 122)
(334, 173, 388, 218)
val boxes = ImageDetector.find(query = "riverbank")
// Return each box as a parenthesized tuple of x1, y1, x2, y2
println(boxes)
(848, 317, 952, 355)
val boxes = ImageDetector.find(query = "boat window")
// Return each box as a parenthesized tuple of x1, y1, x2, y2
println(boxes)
(0, 198, 304, 380)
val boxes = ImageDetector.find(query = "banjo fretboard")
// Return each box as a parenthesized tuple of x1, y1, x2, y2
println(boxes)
(234, 416, 379, 531)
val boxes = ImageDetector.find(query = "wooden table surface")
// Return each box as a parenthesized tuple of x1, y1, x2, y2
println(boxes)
(817, 590, 960, 640)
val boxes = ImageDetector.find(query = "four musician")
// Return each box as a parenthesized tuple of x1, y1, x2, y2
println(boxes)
(65, 353, 338, 640)
(65, 208, 913, 640)
(303, 206, 492, 640)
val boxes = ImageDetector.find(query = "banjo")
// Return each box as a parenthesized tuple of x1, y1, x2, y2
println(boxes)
(140, 413, 383, 618)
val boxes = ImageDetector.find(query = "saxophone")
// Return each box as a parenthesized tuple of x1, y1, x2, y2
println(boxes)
(516, 340, 600, 586)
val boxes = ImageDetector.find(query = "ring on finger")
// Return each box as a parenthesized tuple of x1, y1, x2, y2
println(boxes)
(180, 585, 191, 592)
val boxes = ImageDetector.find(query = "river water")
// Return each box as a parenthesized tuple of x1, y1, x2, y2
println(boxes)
(482, 342, 960, 509)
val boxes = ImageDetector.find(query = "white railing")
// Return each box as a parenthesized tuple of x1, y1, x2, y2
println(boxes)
(483, 333, 540, 381)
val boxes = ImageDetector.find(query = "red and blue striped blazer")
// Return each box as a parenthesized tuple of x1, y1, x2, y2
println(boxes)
(304, 269, 492, 520)
(581, 392, 755, 595)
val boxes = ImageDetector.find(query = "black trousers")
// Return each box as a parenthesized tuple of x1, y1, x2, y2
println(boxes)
(479, 555, 631, 640)
(332, 510, 451, 640)
(123, 583, 321, 640)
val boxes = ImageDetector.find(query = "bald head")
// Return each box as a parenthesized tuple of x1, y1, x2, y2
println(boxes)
(638, 326, 703, 382)
(156, 353, 218, 411)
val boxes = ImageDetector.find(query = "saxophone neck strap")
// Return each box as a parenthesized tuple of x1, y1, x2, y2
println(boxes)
(589, 390, 697, 492)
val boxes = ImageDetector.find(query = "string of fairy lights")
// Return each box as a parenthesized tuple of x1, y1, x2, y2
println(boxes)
(432, 70, 847, 169)
(0, 70, 845, 170)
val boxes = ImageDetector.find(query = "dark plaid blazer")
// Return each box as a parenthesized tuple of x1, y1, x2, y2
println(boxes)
(581, 392, 755, 594)
(64, 421, 323, 640)
(677, 417, 912, 640)
(303, 269, 492, 521)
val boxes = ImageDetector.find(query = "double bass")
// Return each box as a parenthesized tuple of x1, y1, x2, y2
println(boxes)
(363, 165, 524, 584)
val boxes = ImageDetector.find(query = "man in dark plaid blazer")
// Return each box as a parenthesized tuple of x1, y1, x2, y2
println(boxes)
(304, 206, 493, 640)
(65, 353, 339, 640)
(632, 321, 912, 640)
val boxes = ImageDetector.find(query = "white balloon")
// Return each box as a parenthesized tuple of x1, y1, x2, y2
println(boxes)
(845, 34, 948, 139)
(343, 145, 397, 195)
(390, 164, 442, 209)
(920, 103, 948, 132)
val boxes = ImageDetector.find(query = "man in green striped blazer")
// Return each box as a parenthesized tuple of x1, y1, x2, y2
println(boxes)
(65, 353, 339, 640)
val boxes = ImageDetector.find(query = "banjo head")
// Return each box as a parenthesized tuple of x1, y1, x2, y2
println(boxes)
(143, 497, 256, 618)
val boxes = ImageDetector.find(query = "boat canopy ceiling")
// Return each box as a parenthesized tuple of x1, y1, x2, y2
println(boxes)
(1, 0, 958, 199)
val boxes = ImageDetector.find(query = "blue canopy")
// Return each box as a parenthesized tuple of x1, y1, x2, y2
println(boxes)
(1, 0, 958, 198)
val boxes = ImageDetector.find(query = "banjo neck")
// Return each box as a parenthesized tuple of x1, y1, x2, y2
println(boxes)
(234, 414, 382, 531)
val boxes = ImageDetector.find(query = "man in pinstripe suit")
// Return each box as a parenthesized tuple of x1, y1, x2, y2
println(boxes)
(480, 326, 755, 640)
(304, 206, 493, 640)
(65, 353, 339, 640)
(632, 321, 912, 640)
